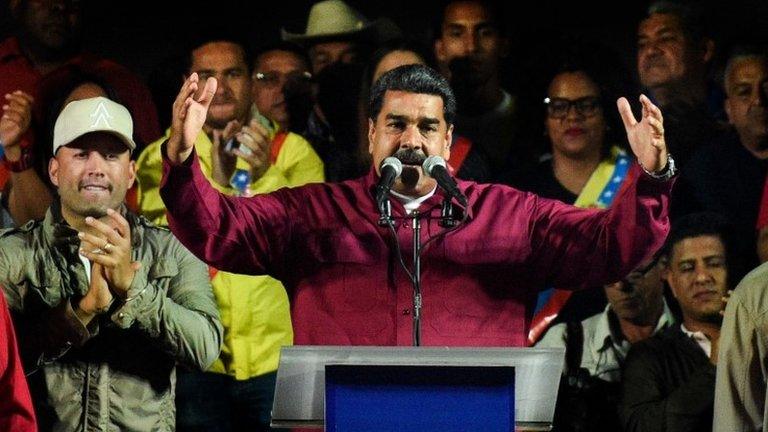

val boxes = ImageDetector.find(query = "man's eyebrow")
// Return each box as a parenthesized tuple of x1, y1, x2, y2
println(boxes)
(419, 117, 440, 125)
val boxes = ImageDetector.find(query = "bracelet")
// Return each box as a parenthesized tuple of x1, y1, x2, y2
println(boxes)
(123, 286, 148, 303)
(3, 147, 34, 173)
(640, 153, 676, 181)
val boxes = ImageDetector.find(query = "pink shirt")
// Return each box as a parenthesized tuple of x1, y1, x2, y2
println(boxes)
(160, 149, 672, 347)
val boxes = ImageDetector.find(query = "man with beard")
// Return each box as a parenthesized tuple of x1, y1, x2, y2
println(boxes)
(672, 48, 768, 271)
(0, 96, 222, 430)
(433, 0, 530, 183)
(537, 254, 676, 431)
(158, 63, 674, 349)
(619, 213, 733, 432)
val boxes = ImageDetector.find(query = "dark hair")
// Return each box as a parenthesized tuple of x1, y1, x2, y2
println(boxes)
(542, 38, 635, 155)
(251, 41, 311, 73)
(723, 45, 768, 91)
(434, 0, 507, 39)
(645, 1, 709, 43)
(368, 64, 456, 125)
(662, 212, 740, 287)
(182, 28, 252, 74)
(360, 39, 435, 118)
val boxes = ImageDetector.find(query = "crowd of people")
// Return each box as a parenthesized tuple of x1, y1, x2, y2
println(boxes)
(0, 0, 766, 431)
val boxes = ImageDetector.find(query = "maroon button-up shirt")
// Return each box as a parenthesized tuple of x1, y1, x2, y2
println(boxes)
(160, 149, 672, 347)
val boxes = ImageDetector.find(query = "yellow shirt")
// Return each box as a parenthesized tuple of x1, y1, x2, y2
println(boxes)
(136, 122, 324, 379)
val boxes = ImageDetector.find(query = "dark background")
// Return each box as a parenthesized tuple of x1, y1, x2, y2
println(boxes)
(2, 0, 768, 116)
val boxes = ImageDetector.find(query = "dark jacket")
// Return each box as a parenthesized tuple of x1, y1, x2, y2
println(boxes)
(619, 325, 716, 432)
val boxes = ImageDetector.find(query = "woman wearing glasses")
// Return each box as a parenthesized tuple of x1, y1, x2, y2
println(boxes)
(527, 49, 638, 344)
(523, 59, 632, 207)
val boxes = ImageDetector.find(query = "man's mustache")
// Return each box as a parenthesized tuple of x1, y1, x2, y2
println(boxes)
(393, 148, 426, 166)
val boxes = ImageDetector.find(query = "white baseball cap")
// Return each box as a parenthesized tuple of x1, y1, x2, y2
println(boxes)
(53, 96, 136, 154)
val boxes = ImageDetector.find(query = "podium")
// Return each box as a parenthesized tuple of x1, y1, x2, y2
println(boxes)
(271, 346, 564, 431)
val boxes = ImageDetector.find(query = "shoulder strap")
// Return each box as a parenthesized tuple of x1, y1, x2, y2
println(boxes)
(447, 136, 472, 174)
(270, 131, 289, 164)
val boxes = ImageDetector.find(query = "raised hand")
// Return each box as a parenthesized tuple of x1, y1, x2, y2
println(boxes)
(78, 209, 141, 298)
(167, 73, 217, 165)
(0, 91, 34, 159)
(617, 94, 669, 173)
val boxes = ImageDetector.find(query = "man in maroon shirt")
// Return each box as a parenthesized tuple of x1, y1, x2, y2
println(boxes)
(160, 64, 675, 347)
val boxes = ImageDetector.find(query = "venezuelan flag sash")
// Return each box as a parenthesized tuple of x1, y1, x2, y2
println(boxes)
(528, 146, 631, 345)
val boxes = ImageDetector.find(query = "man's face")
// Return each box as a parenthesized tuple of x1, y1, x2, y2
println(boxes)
(189, 41, 252, 130)
(19, 0, 82, 52)
(434, 0, 504, 84)
(49, 133, 135, 219)
(309, 41, 358, 74)
(604, 258, 664, 323)
(251, 50, 311, 130)
(725, 57, 768, 157)
(637, 13, 707, 91)
(664, 235, 729, 324)
(368, 90, 452, 196)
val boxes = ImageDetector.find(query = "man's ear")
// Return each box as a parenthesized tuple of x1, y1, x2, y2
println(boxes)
(48, 158, 60, 188)
(443, 124, 454, 161)
(127, 160, 137, 189)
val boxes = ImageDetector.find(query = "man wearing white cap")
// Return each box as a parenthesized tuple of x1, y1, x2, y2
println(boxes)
(0, 96, 222, 431)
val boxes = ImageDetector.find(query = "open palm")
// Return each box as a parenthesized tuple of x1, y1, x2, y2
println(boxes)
(167, 73, 218, 164)
(617, 94, 668, 173)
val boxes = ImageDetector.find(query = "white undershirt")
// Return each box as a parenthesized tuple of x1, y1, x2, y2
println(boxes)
(79, 253, 91, 284)
(680, 323, 712, 358)
(390, 186, 437, 214)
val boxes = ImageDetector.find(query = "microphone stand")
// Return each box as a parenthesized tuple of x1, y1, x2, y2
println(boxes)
(381, 196, 461, 347)
(410, 210, 422, 346)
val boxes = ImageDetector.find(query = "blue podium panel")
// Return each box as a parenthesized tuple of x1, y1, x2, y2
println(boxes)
(325, 365, 515, 432)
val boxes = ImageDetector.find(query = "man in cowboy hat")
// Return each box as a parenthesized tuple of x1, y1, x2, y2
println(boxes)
(282, 0, 399, 73)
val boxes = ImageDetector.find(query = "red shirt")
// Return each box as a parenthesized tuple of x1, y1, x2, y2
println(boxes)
(160, 150, 672, 347)
(0, 292, 36, 432)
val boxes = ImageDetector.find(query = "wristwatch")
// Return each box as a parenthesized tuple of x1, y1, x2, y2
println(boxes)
(641, 153, 676, 181)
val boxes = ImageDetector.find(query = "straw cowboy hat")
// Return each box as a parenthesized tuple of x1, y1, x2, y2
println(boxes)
(281, 0, 399, 43)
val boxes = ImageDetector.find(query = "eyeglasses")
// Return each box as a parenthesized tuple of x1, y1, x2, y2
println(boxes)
(253, 71, 313, 88)
(544, 96, 601, 119)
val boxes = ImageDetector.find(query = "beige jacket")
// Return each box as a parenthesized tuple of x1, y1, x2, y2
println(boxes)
(714, 262, 768, 432)
(0, 204, 222, 431)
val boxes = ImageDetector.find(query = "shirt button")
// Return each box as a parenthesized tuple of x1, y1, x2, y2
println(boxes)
(118, 312, 125, 319)
(402, 309, 410, 315)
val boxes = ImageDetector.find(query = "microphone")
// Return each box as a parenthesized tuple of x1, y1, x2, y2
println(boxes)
(375, 157, 403, 207)
(422, 156, 468, 207)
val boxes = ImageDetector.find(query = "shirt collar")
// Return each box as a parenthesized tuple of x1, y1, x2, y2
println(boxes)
(594, 298, 676, 352)
(364, 167, 474, 220)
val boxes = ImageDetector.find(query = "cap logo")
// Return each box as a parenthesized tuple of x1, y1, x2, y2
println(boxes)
(89, 101, 113, 129)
